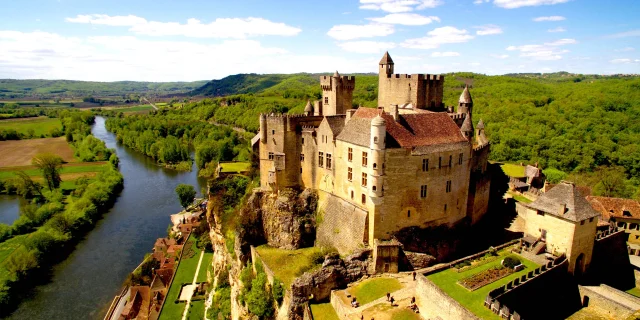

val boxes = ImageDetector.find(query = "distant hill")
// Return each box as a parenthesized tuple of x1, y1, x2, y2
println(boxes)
(0, 79, 209, 99)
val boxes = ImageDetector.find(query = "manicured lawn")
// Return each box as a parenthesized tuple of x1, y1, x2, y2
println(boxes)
(348, 277, 403, 305)
(427, 255, 539, 320)
(219, 162, 251, 173)
(310, 303, 340, 320)
(255, 245, 325, 288)
(501, 163, 525, 178)
(159, 235, 206, 320)
(188, 300, 205, 320)
(197, 251, 212, 283)
(362, 302, 422, 320)
(627, 287, 640, 297)
(0, 117, 61, 137)
(508, 192, 533, 204)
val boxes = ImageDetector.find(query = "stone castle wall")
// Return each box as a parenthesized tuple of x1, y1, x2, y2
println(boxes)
(379, 74, 444, 111)
(414, 274, 481, 320)
(316, 192, 368, 255)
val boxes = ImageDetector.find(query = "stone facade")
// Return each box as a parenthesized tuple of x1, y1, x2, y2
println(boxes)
(258, 52, 491, 252)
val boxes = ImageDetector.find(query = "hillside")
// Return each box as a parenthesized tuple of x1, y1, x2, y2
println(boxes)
(185, 72, 640, 199)
(0, 79, 208, 99)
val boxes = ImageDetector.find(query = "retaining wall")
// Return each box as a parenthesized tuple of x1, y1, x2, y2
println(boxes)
(414, 274, 481, 320)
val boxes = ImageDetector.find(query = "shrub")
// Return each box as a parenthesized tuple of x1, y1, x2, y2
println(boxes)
(272, 278, 284, 305)
(503, 256, 521, 269)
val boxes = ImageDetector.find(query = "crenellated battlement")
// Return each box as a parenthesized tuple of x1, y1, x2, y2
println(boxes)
(473, 142, 491, 152)
(386, 73, 444, 81)
(450, 113, 465, 120)
(320, 75, 356, 91)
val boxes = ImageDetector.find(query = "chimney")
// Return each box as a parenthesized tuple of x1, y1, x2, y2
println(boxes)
(346, 109, 356, 123)
(390, 104, 399, 121)
(558, 203, 566, 215)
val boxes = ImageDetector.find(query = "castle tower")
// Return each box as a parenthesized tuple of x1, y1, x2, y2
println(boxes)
(320, 71, 355, 116)
(304, 100, 313, 116)
(461, 112, 473, 140)
(476, 119, 488, 145)
(370, 114, 386, 198)
(259, 113, 267, 142)
(379, 51, 394, 77)
(458, 84, 473, 114)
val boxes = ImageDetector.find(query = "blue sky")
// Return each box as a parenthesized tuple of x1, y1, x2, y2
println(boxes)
(0, 0, 638, 81)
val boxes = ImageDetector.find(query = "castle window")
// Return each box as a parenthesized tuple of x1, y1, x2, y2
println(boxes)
(300, 153, 304, 162)
(589, 217, 594, 222)
(302, 138, 304, 145)
(351, 190, 354, 200)
(373, 163, 377, 169)
(362, 173, 368, 187)
(581, 221, 585, 225)
(422, 159, 429, 172)
(268, 152, 274, 160)
(458, 153, 463, 165)
(348, 167, 353, 181)
(362, 194, 366, 204)
(420, 185, 427, 198)
(326, 154, 332, 169)
(373, 186, 377, 191)
(318, 152, 324, 167)
(439, 157, 442, 168)
(324, 97, 328, 104)
(408, 210, 411, 217)
(362, 152, 368, 167)
(444, 204, 447, 212)
(348, 148, 353, 162)
(449, 155, 452, 167)
(374, 136, 378, 143)
(446, 180, 452, 193)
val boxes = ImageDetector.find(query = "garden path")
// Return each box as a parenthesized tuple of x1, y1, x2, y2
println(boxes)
(181, 250, 205, 320)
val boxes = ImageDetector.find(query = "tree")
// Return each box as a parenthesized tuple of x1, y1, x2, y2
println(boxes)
(593, 166, 633, 198)
(175, 184, 196, 209)
(32, 153, 63, 191)
(14, 171, 43, 199)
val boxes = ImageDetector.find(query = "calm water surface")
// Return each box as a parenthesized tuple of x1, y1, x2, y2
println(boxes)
(0, 195, 24, 225)
(7, 116, 206, 320)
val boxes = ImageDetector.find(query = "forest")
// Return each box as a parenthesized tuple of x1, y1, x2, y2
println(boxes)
(186, 71, 640, 199)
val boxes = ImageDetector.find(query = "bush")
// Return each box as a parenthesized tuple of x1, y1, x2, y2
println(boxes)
(503, 256, 521, 269)
(272, 278, 284, 305)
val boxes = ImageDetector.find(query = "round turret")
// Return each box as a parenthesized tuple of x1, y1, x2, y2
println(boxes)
(372, 115, 385, 126)
(370, 114, 386, 151)
(477, 119, 485, 129)
(333, 70, 340, 78)
(304, 100, 313, 115)
(460, 112, 473, 139)
(459, 85, 473, 104)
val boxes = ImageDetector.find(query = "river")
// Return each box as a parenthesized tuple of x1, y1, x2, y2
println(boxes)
(6, 116, 207, 319)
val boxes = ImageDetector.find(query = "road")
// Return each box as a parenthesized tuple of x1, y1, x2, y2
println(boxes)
(141, 97, 159, 110)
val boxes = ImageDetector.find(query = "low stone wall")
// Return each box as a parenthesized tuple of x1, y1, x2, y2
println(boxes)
(414, 274, 481, 320)
(302, 302, 314, 320)
(578, 285, 637, 319)
(330, 290, 353, 320)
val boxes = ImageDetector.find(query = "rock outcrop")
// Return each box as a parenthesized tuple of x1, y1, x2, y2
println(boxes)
(262, 188, 317, 249)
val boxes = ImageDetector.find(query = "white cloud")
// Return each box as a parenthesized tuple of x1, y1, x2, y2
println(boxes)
(475, 25, 503, 36)
(358, 0, 443, 13)
(610, 58, 639, 64)
(507, 38, 577, 60)
(615, 47, 635, 52)
(548, 27, 566, 33)
(469, 62, 481, 66)
(431, 51, 460, 57)
(493, 0, 570, 9)
(401, 26, 474, 49)
(491, 54, 509, 59)
(337, 41, 396, 54)
(609, 30, 640, 38)
(0, 30, 385, 81)
(368, 13, 440, 25)
(533, 16, 566, 22)
(474, 0, 490, 4)
(65, 14, 301, 39)
(327, 23, 394, 40)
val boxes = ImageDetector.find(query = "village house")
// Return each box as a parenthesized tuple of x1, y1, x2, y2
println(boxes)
(587, 196, 640, 249)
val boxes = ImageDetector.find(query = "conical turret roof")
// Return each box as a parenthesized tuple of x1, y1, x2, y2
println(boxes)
(372, 114, 386, 126)
(477, 119, 485, 129)
(461, 112, 473, 132)
(304, 100, 313, 113)
(379, 51, 394, 65)
(459, 84, 473, 104)
(333, 70, 340, 78)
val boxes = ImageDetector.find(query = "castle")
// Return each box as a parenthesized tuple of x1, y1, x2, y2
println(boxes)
(256, 52, 491, 251)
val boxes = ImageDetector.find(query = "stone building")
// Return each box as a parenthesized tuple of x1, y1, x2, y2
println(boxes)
(587, 196, 640, 243)
(519, 181, 601, 275)
(257, 52, 491, 253)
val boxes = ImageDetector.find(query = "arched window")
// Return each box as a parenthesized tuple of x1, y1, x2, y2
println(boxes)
(374, 136, 378, 143)
(407, 210, 411, 218)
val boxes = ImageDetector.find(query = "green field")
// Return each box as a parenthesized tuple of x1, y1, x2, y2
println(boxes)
(187, 300, 205, 319)
(508, 191, 533, 203)
(500, 163, 526, 178)
(255, 245, 325, 288)
(219, 162, 251, 173)
(427, 254, 539, 320)
(159, 235, 208, 320)
(310, 303, 340, 320)
(0, 117, 61, 136)
(197, 251, 212, 283)
(108, 105, 154, 113)
(348, 277, 403, 305)
(0, 162, 109, 179)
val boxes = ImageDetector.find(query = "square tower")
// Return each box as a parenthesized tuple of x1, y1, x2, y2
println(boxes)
(320, 71, 355, 116)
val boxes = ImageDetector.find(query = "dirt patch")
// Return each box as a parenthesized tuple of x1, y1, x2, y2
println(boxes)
(0, 137, 76, 167)
(459, 266, 515, 291)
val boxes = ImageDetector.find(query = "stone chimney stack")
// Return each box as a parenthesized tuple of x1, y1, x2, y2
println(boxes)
(558, 203, 566, 215)
(346, 109, 356, 123)
(390, 104, 399, 121)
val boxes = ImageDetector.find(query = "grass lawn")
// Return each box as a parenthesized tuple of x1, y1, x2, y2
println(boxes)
(310, 303, 340, 320)
(363, 303, 422, 320)
(501, 163, 526, 178)
(255, 245, 325, 288)
(0, 117, 61, 137)
(627, 287, 640, 298)
(348, 277, 403, 305)
(219, 162, 251, 173)
(197, 251, 212, 283)
(187, 300, 205, 320)
(507, 191, 533, 204)
(427, 255, 539, 320)
(159, 235, 205, 320)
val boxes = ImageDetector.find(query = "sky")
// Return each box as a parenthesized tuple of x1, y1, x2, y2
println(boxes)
(0, 0, 639, 81)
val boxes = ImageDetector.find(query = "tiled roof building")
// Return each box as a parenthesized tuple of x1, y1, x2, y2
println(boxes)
(256, 52, 491, 252)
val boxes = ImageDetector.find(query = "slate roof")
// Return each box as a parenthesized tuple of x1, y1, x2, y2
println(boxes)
(586, 196, 640, 221)
(477, 119, 485, 129)
(460, 112, 473, 132)
(526, 181, 600, 222)
(459, 85, 473, 104)
(324, 115, 346, 137)
(304, 100, 313, 113)
(379, 51, 394, 65)
(336, 107, 469, 149)
(525, 165, 541, 178)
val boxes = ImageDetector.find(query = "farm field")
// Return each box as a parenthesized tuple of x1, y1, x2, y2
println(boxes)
(100, 105, 154, 113)
(219, 162, 251, 173)
(0, 117, 62, 137)
(0, 137, 75, 167)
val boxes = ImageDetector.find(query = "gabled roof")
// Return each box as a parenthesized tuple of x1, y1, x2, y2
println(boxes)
(459, 85, 473, 104)
(379, 51, 394, 65)
(527, 181, 600, 222)
(336, 107, 469, 149)
(525, 165, 541, 179)
(586, 196, 640, 221)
